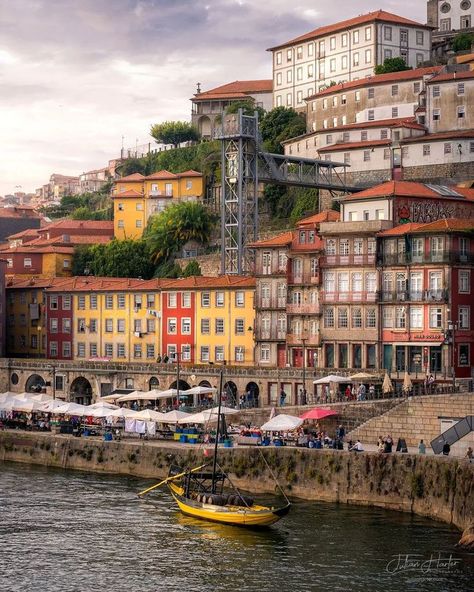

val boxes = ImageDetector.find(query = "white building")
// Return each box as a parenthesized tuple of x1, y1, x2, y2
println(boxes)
(268, 10, 432, 111)
(428, 0, 474, 33)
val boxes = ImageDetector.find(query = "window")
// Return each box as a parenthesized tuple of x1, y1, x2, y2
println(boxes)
(330, 58, 336, 72)
(363, 150, 370, 162)
(341, 55, 348, 69)
(146, 344, 155, 359)
(365, 26, 372, 41)
(361, 131, 368, 141)
(458, 82, 465, 96)
(383, 307, 393, 328)
(62, 318, 71, 334)
(117, 293, 126, 309)
(413, 82, 421, 94)
(23, 257, 32, 268)
(146, 319, 155, 333)
(366, 308, 376, 328)
(324, 307, 334, 328)
(117, 220, 124, 228)
(181, 318, 191, 334)
(352, 272, 363, 292)
(423, 144, 431, 156)
(429, 307, 443, 329)
(308, 43, 314, 56)
(235, 319, 245, 335)
(77, 318, 86, 333)
(391, 85, 399, 97)
(339, 239, 350, 255)
(365, 49, 371, 63)
(433, 107, 440, 121)
(416, 30, 424, 45)
(410, 307, 423, 329)
(391, 107, 398, 118)
(182, 292, 191, 308)
(338, 272, 349, 292)
(296, 67, 303, 81)
(384, 26, 392, 40)
(167, 318, 177, 334)
(444, 143, 452, 154)
(276, 51, 282, 65)
(353, 30, 359, 44)
(105, 318, 113, 333)
(201, 292, 210, 307)
(104, 343, 113, 358)
(457, 106, 466, 119)
(78, 295, 86, 310)
(296, 45, 303, 59)
(326, 240, 336, 255)
(211, 292, 224, 308)
(381, 129, 388, 140)
(459, 270, 470, 293)
(105, 294, 113, 309)
(338, 307, 348, 328)
(355, 90, 361, 102)
(215, 346, 225, 362)
(459, 344, 470, 367)
(117, 343, 126, 358)
(395, 307, 406, 329)
(89, 319, 97, 333)
(200, 346, 210, 362)
(384, 49, 392, 60)
(352, 307, 362, 328)
(344, 153, 350, 165)
(136, 202, 143, 211)
(50, 296, 58, 310)
(136, 220, 142, 228)
(307, 64, 314, 77)
(168, 292, 177, 308)
(459, 306, 470, 329)
(287, 70, 292, 84)
(215, 318, 224, 334)
(353, 52, 359, 66)
(368, 109, 375, 121)
(276, 72, 282, 86)
(117, 319, 125, 333)
(200, 318, 210, 335)
(297, 90, 303, 104)
(50, 318, 58, 333)
(235, 346, 245, 363)
(77, 342, 86, 358)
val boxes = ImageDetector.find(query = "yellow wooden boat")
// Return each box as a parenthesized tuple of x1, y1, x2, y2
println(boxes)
(166, 470, 290, 527)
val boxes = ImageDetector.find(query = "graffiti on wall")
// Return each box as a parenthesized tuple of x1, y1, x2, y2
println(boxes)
(396, 199, 474, 224)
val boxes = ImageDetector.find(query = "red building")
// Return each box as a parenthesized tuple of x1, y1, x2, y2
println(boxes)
(379, 218, 474, 380)
(161, 279, 196, 363)
(45, 280, 75, 360)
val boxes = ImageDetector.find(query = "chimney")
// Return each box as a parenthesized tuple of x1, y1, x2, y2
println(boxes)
(196, 82, 201, 94)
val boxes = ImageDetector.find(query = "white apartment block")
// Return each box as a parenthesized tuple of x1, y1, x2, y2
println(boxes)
(268, 10, 432, 111)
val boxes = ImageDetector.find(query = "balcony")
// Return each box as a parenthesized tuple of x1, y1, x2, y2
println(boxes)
(256, 265, 287, 277)
(149, 190, 173, 198)
(286, 333, 320, 346)
(288, 273, 320, 285)
(255, 297, 287, 310)
(381, 290, 448, 303)
(380, 252, 470, 266)
(320, 254, 376, 267)
(254, 329, 287, 341)
(321, 291, 378, 303)
(287, 303, 321, 315)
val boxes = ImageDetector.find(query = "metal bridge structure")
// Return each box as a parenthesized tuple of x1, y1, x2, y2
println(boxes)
(215, 110, 362, 275)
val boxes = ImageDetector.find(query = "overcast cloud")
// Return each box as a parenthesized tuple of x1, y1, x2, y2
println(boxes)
(0, 0, 426, 195)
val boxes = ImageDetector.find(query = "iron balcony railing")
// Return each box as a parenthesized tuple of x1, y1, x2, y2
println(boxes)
(380, 252, 471, 266)
(381, 289, 449, 302)
(320, 254, 376, 267)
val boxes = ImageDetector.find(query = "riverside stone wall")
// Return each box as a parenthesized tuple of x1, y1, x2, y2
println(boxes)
(1, 431, 472, 544)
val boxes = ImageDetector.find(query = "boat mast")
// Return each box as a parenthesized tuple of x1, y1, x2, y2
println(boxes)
(211, 368, 224, 493)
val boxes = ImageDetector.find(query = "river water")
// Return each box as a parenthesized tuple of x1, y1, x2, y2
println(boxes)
(0, 462, 472, 592)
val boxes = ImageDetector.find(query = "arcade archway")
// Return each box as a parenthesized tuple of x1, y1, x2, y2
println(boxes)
(25, 374, 45, 393)
(70, 377, 93, 405)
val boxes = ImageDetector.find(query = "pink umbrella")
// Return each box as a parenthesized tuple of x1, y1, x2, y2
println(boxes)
(299, 408, 338, 421)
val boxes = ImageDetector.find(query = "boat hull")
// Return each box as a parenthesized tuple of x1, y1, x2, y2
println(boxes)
(168, 483, 290, 527)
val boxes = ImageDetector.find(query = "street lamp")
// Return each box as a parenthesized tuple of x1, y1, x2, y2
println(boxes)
(447, 320, 458, 391)
(301, 337, 307, 405)
(48, 364, 56, 400)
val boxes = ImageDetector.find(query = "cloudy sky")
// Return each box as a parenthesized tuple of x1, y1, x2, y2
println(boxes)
(0, 0, 426, 195)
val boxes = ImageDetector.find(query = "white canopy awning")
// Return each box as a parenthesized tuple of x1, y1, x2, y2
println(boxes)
(313, 375, 349, 385)
(184, 386, 217, 396)
(108, 407, 139, 419)
(178, 406, 238, 425)
(133, 409, 168, 422)
(260, 414, 303, 432)
(160, 410, 191, 423)
(88, 401, 119, 410)
(53, 402, 88, 416)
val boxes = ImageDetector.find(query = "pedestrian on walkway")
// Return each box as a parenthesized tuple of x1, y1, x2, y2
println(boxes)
(418, 439, 426, 454)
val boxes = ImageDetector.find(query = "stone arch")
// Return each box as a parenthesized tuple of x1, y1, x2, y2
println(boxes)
(245, 381, 259, 408)
(198, 380, 212, 388)
(198, 115, 211, 138)
(169, 379, 191, 391)
(70, 376, 93, 405)
(25, 374, 46, 393)
(149, 376, 160, 390)
(223, 381, 238, 407)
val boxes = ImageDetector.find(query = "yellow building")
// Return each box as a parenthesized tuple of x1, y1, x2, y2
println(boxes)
(56, 277, 163, 363)
(113, 170, 204, 239)
(193, 277, 256, 366)
(6, 278, 52, 357)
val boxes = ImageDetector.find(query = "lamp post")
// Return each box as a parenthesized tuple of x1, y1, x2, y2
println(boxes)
(48, 364, 56, 400)
(301, 337, 307, 406)
(448, 320, 458, 391)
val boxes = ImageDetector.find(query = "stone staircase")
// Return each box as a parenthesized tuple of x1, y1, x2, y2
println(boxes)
(347, 392, 474, 448)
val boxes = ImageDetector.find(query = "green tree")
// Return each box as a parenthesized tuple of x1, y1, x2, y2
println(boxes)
(145, 201, 215, 263)
(153, 260, 183, 278)
(116, 158, 147, 177)
(452, 32, 474, 52)
(374, 57, 411, 75)
(226, 100, 266, 120)
(72, 240, 155, 279)
(182, 260, 202, 277)
(289, 189, 319, 225)
(260, 107, 306, 153)
(150, 121, 200, 148)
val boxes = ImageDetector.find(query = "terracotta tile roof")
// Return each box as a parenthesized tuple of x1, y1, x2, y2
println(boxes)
(318, 139, 392, 153)
(145, 170, 178, 180)
(401, 129, 474, 143)
(175, 170, 202, 178)
(26, 234, 112, 247)
(0, 206, 42, 219)
(455, 53, 474, 65)
(268, 10, 433, 51)
(113, 189, 144, 198)
(42, 220, 114, 231)
(411, 218, 474, 233)
(281, 118, 426, 144)
(44, 275, 255, 292)
(343, 181, 474, 202)
(193, 80, 272, 101)
(6, 277, 67, 290)
(378, 222, 424, 236)
(0, 244, 75, 255)
(116, 173, 146, 182)
(291, 236, 324, 251)
(297, 210, 340, 226)
(248, 231, 294, 248)
(428, 70, 474, 83)
(307, 66, 442, 99)
(6, 228, 40, 241)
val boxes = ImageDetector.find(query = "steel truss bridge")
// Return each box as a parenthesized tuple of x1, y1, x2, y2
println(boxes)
(215, 110, 362, 275)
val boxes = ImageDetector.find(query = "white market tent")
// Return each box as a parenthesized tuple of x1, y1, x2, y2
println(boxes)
(160, 410, 191, 423)
(53, 402, 88, 416)
(117, 389, 164, 402)
(185, 386, 216, 396)
(88, 401, 119, 410)
(40, 399, 67, 413)
(133, 409, 168, 422)
(178, 406, 238, 425)
(30, 393, 54, 403)
(260, 414, 303, 432)
(108, 407, 139, 419)
(313, 375, 349, 385)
